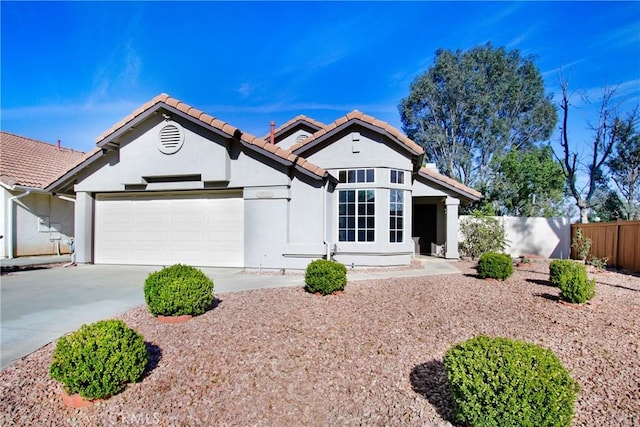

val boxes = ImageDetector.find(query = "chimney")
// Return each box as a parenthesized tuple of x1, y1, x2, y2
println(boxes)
(270, 121, 275, 145)
(57, 139, 61, 150)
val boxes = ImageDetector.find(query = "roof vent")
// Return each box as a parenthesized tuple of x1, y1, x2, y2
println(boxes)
(158, 123, 184, 154)
(295, 134, 309, 144)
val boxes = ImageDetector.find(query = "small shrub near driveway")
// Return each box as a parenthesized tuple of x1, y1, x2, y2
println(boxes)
(50, 319, 148, 400)
(443, 335, 580, 427)
(305, 259, 347, 295)
(557, 263, 596, 304)
(477, 252, 513, 280)
(144, 264, 214, 317)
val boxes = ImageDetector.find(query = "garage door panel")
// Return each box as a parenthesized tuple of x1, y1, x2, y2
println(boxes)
(95, 192, 244, 267)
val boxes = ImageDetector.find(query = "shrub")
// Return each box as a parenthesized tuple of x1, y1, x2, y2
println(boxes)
(144, 264, 214, 316)
(459, 211, 508, 260)
(558, 263, 596, 304)
(477, 252, 513, 280)
(549, 259, 578, 286)
(50, 319, 148, 400)
(571, 227, 592, 261)
(305, 259, 347, 295)
(587, 256, 608, 271)
(443, 335, 580, 427)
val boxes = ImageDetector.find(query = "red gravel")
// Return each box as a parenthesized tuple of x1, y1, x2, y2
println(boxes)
(1, 261, 639, 426)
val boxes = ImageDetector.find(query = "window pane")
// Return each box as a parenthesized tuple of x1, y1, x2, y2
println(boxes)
(357, 169, 365, 182)
(339, 230, 346, 242)
(367, 204, 375, 215)
(366, 169, 374, 182)
(348, 204, 355, 215)
(338, 217, 346, 228)
(367, 217, 375, 228)
(347, 190, 355, 202)
(348, 170, 356, 183)
(348, 217, 355, 228)
(390, 231, 395, 243)
(397, 231, 403, 242)
(358, 204, 366, 215)
(339, 170, 346, 183)
(366, 190, 375, 201)
(366, 230, 375, 241)
(398, 171, 404, 184)
(397, 217, 403, 229)
(358, 217, 366, 228)
(390, 170, 396, 183)
(357, 230, 365, 241)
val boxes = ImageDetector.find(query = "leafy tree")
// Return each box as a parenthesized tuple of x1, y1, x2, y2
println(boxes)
(555, 77, 625, 223)
(489, 145, 565, 217)
(589, 188, 625, 222)
(399, 43, 557, 189)
(606, 110, 640, 219)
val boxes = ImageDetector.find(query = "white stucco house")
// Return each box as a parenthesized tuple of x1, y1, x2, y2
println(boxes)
(46, 94, 481, 269)
(1, 132, 86, 258)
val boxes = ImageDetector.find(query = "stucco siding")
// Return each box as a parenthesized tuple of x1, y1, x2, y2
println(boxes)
(277, 129, 314, 150)
(5, 191, 74, 257)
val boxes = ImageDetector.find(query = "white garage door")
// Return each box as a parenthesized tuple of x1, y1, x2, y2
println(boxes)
(95, 192, 244, 267)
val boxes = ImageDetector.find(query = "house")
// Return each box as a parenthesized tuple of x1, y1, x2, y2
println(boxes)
(1, 132, 87, 258)
(46, 94, 481, 269)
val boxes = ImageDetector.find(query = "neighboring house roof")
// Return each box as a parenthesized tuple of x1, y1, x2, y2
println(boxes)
(0, 131, 87, 189)
(263, 115, 326, 142)
(290, 110, 425, 157)
(418, 166, 483, 201)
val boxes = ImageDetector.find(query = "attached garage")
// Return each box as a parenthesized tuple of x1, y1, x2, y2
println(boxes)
(95, 191, 244, 267)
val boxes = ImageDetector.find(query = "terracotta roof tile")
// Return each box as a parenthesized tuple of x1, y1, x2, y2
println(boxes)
(419, 167, 483, 200)
(290, 110, 424, 156)
(92, 93, 327, 180)
(0, 131, 88, 189)
(263, 115, 326, 140)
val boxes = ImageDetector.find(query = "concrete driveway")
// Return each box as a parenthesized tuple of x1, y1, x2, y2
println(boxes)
(1, 257, 459, 370)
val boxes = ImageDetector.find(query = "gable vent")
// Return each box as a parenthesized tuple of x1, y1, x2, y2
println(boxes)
(158, 123, 185, 154)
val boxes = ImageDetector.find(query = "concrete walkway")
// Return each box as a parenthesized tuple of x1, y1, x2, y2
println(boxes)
(0, 256, 459, 369)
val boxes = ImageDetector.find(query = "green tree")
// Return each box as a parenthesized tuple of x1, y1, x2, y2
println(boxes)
(399, 43, 557, 189)
(606, 110, 640, 219)
(489, 145, 566, 217)
(589, 188, 625, 222)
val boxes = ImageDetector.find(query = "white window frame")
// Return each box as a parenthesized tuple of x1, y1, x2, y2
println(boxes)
(338, 189, 376, 242)
(390, 169, 405, 184)
(338, 168, 375, 184)
(389, 189, 404, 243)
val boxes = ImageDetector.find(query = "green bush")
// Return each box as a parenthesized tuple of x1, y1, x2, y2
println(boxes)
(459, 211, 508, 259)
(477, 252, 513, 280)
(549, 259, 578, 287)
(50, 319, 148, 400)
(558, 263, 596, 304)
(443, 335, 580, 427)
(304, 259, 347, 295)
(144, 264, 214, 316)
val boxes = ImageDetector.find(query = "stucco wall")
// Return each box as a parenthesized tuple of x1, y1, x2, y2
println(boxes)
(303, 128, 415, 266)
(2, 189, 74, 257)
(72, 115, 326, 268)
(459, 215, 571, 259)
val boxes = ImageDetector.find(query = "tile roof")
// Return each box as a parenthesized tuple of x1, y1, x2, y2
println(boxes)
(418, 166, 483, 200)
(95, 93, 327, 180)
(290, 110, 424, 156)
(262, 115, 326, 141)
(0, 131, 87, 189)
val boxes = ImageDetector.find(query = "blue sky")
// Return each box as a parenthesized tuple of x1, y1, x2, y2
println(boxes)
(2, 1, 639, 157)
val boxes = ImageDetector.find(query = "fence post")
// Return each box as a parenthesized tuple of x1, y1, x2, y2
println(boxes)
(613, 219, 621, 268)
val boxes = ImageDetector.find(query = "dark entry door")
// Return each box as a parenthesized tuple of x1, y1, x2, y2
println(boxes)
(413, 204, 437, 255)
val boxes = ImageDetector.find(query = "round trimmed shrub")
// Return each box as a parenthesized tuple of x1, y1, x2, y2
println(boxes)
(477, 252, 513, 280)
(50, 319, 148, 400)
(144, 264, 214, 316)
(549, 259, 579, 287)
(558, 263, 595, 304)
(305, 259, 347, 295)
(443, 335, 580, 427)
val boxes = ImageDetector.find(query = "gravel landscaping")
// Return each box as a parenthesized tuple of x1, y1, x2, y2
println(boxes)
(1, 260, 639, 426)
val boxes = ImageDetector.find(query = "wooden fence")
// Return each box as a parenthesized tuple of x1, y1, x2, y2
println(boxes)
(571, 220, 640, 272)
